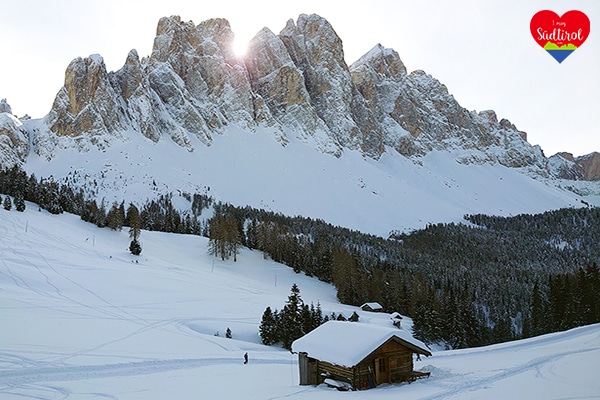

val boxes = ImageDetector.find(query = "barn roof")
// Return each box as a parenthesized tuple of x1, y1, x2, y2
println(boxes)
(390, 312, 403, 320)
(291, 321, 431, 368)
(361, 302, 383, 310)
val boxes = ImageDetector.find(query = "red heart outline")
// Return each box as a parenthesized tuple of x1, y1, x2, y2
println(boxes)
(530, 10, 590, 48)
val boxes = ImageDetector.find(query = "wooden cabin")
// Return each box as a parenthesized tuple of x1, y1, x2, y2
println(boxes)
(292, 321, 431, 391)
(360, 302, 383, 312)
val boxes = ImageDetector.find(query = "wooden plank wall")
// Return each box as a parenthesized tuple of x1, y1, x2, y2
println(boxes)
(359, 340, 415, 385)
(318, 360, 355, 384)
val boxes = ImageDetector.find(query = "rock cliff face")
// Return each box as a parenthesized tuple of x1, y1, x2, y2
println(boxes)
(575, 152, 600, 181)
(47, 55, 126, 146)
(245, 27, 329, 151)
(0, 101, 29, 166)
(3, 14, 596, 181)
(350, 45, 542, 169)
(280, 15, 362, 152)
(548, 153, 585, 180)
(548, 152, 600, 181)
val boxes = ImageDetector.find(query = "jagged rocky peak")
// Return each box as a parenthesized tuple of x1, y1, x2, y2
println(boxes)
(0, 98, 13, 114)
(108, 48, 174, 145)
(47, 54, 125, 139)
(281, 14, 346, 67)
(547, 152, 600, 181)
(352, 44, 407, 81)
(348, 44, 539, 164)
(576, 152, 600, 181)
(389, 69, 482, 143)
(150, 15, 256, 132)
(280, 14, 361, 151)
(372, 67, 543, 168)
(63, 55, 110, 115)
(245, 27, 310, 111)
(348, 44, 413, 158)
(557, 152, 575, 162)
(478, 109, 498, 124)
(151, 15, 236, 74)
(0, 109, 29, 166)
(350, 44, 405, 107)
(499, 118, 527, 141)
(196, 18, 237, 61)
(150, 15, 238, 84)
(548, 153, 585, 180)
(152, 16, 194, 66)
(477, 111, 527, 141)
(112, 49, 144, 101)
(244, 26, 339, 154)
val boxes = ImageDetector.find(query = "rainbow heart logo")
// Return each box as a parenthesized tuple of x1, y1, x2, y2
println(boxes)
(530, 10, 590, 63)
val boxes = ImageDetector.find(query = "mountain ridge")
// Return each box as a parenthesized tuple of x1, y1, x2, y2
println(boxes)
(2, 14, 593, 167)
(0, 14, 598, 235)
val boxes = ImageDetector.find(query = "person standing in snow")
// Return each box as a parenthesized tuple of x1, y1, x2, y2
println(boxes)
(244, 352, 248, 364)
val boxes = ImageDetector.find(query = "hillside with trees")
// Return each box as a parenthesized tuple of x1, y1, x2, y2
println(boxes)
(2, 163, 599, 349)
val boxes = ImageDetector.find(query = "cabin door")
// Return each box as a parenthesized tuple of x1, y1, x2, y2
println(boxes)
(374, 357, 389, 385)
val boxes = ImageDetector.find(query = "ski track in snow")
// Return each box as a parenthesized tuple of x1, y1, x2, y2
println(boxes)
(0, 237, 194, 369)
(420, 347, 600, 400)
(0, 357, 292, 388)
(2, 241, 154, 326)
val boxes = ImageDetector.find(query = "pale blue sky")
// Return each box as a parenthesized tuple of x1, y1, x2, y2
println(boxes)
(1, 0, 598, 156)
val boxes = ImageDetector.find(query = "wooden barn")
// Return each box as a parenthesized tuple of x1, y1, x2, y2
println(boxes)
(292, 321, 431, 391)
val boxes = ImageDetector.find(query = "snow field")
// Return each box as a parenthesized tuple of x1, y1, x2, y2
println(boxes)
(24, 125, 590, 237)
(1, 204, 600, 399)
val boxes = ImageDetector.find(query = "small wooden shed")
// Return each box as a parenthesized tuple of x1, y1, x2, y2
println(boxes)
(361, 302, 383, 312)
(390, 312, 403, 328)
(292, 321, 431, 390)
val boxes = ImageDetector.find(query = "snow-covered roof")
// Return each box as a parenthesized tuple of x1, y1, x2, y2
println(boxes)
(390, 312, 403, 320)
(291, 321, 431, 368)
(361, 302, 383, 310)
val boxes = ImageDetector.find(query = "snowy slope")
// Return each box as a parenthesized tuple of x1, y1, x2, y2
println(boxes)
(23, 124, 591, 236)
(1, 204, 599, 399)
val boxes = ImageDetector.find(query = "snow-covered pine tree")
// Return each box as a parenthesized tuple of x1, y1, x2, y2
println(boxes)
(259, 306, 278, 345)
(14, 192, 26, 212)
(3, 195, 12, 211)
(126, 203, 142, 256)
(129, 239, 142, 256)
(310, 302, 324, 329)
(280, 284, 304, 350)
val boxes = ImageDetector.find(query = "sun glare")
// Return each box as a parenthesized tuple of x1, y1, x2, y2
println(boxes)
(233, 39, 248, 57)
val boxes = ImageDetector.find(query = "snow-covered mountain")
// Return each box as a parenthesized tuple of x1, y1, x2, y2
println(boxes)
(549, 151, 600, 181)
(0, 14, 598, 235)
(1, 200, 599, 399)
(13, 14, 552, 165)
